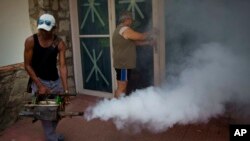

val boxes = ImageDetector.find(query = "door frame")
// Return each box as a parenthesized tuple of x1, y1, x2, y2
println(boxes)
(152, 0, 165, 86)
(69, 0, 165, 97)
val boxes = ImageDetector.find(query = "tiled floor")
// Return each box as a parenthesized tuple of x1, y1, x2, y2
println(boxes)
(0, 95, 233, 141)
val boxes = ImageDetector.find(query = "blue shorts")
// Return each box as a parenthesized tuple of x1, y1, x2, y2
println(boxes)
(115, 68, 131, 81)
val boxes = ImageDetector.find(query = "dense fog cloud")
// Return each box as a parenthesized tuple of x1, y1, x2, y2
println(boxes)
(84, 0, 250, 132)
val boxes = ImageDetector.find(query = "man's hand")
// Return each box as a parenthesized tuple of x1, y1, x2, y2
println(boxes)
(64, 95, 71, 104)
(149, 39, 157, 47)
(147, 28, 158, 48)
(150, 28, 159, 36)
(38, 85, 50, 94)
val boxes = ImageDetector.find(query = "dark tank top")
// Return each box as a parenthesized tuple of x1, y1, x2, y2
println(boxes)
(31, 34, 59, 81)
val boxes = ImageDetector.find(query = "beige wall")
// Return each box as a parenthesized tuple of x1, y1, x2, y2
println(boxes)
(0, 0, 32, 67)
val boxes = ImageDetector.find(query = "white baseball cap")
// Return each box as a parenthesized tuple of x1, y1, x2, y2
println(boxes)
(37, 14, 56, 31)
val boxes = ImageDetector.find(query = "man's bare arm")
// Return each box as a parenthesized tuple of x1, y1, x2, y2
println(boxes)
(58, 40, 68, 93)
(122, 27, 148, 41)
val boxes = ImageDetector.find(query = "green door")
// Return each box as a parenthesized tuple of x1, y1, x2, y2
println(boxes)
(77, 0, 112, 93)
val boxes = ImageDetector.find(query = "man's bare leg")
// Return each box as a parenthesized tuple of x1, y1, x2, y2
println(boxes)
(115, 80, 128, 98)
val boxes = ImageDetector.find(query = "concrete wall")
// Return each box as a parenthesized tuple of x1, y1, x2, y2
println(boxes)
(0, 0, 32, 67)
(0, 64, 29, 132)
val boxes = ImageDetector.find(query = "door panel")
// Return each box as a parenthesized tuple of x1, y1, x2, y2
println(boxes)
(80, 38, 112, 92)
(77, 0, 112, 93)
(77, 0, 109, 35)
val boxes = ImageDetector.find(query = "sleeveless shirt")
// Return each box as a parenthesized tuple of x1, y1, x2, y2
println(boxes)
(31, 34, 59, 81)
(112, 25, 136, 69)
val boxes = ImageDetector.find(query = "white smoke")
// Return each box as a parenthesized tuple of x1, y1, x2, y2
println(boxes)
(84, 42, 250, 132)
(84, 0, 250, 132)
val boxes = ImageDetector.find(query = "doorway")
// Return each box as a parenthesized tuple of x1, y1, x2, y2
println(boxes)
(70, 0, 165, 97)
(114, 0, 153, 94)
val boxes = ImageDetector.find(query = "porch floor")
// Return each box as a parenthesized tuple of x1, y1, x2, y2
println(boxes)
(0, 95, 236, 141)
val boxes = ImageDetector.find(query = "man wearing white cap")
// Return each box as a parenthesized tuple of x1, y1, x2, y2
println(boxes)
(24, 13, 68, 141)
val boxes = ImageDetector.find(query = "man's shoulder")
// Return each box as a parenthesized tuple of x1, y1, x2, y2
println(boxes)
(25, 34, 36, 49)
(54, 35, 62, 43)
(55, 36, 66, 51)
(25, 34, 36, 42)
(56, 35, 65, 45)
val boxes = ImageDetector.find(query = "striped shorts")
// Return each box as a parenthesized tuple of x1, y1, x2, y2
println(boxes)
(115, 68, 131, 81)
